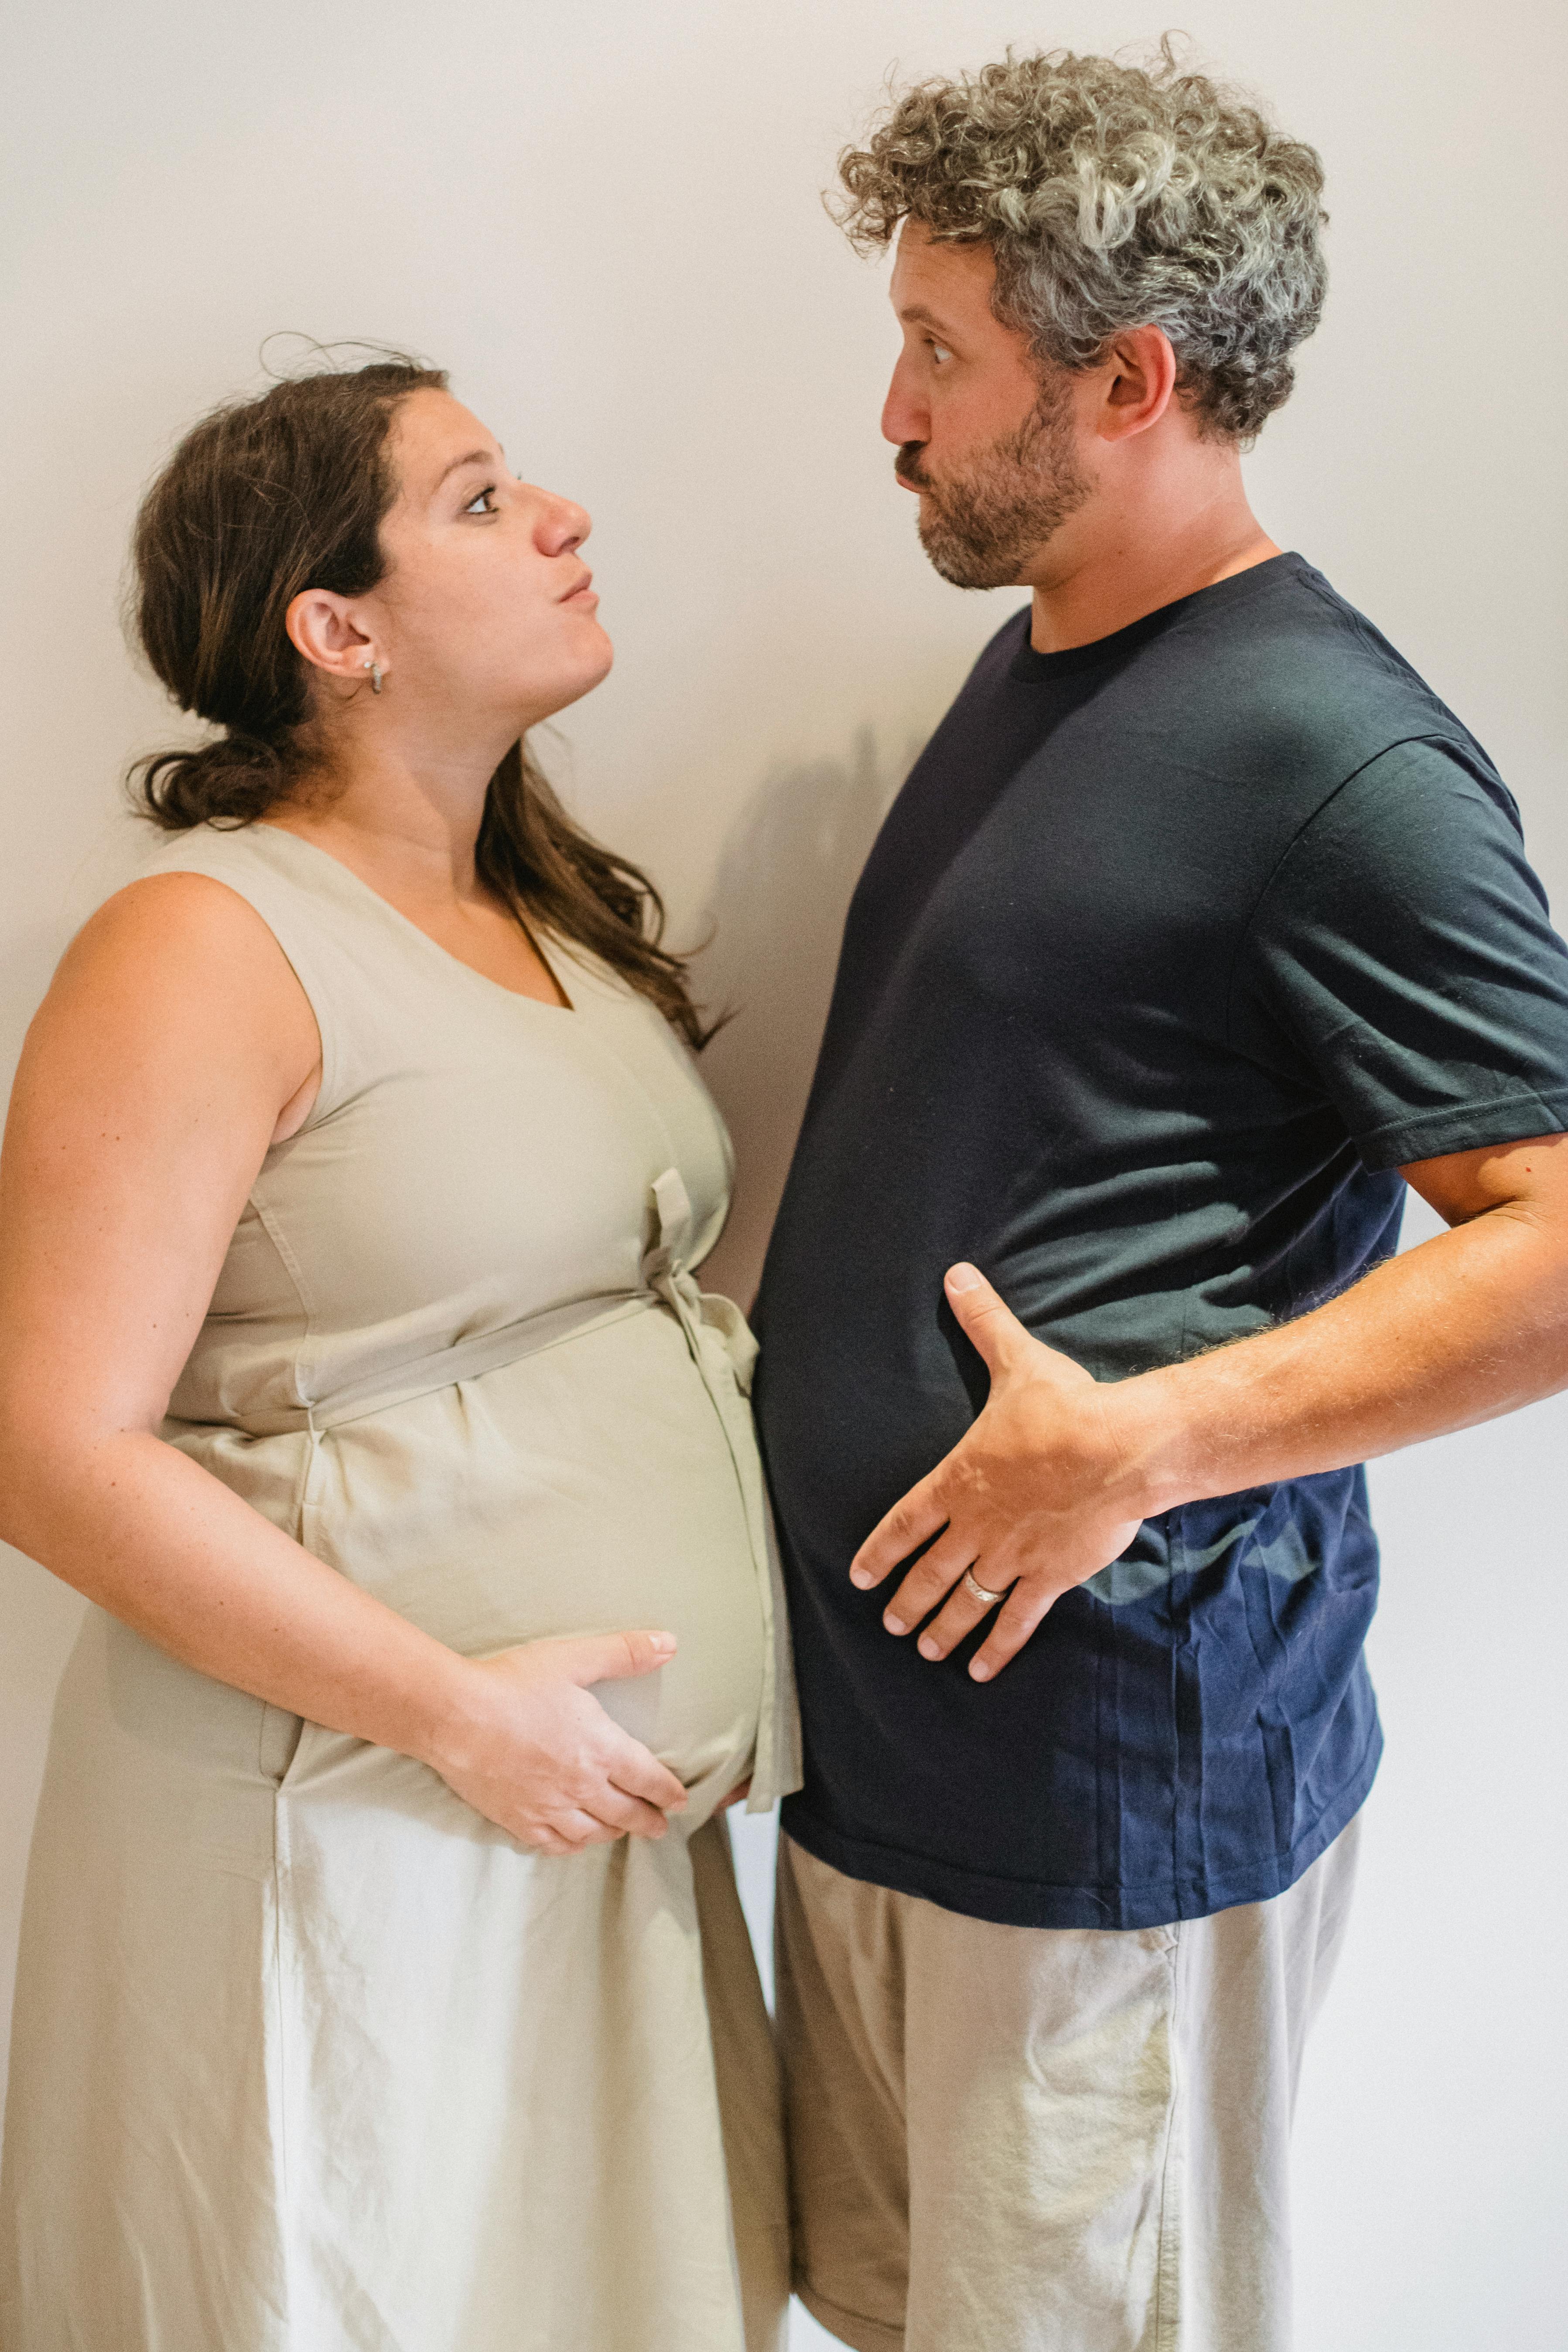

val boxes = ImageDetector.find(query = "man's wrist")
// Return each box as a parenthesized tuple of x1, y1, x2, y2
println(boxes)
(1098, 1363, 1207, 1524)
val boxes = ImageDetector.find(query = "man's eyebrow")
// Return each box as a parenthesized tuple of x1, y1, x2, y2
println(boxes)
(896, 302, 959, 334)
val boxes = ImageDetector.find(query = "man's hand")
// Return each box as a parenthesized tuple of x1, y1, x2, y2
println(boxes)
(849, 1263, 1145, 1681)
(850, 1135, 1568, 1686)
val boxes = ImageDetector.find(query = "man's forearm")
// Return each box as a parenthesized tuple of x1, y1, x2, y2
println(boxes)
(1115, 1201, 1568, 1519)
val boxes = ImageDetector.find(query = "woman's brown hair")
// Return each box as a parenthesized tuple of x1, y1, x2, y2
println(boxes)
(130, 357, 712, 1048)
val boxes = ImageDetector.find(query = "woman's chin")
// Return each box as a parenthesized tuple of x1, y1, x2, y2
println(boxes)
(580, 617, 614, 676)
(561, 620, 615, 694)
(517, 635, 614, 725)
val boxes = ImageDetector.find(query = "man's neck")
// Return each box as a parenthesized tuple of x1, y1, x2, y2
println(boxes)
(1026, 464, 1279, 654)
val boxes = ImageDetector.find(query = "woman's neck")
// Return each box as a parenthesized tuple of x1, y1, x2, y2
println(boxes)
(267, 737, 504, 911)
(263, 743, 570, 1008)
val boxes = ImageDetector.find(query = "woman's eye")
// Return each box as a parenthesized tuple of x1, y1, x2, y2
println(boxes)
(929, 340, 953, 366)
(465, 486, 498, 515)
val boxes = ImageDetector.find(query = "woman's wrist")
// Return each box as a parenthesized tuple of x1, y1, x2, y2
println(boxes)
(380, 1642, 490, 1779)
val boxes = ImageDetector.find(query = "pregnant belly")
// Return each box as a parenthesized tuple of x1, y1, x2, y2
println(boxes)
(292, 1312, 768, 1817)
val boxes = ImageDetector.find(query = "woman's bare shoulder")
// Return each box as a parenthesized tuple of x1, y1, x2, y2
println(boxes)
(65, 866, 300, 989)
(37, 868, 319, 1094)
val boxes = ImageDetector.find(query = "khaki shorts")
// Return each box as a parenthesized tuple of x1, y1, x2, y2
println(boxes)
(775, 1818, 1360, 2352)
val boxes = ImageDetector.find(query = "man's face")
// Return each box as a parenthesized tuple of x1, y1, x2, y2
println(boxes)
(883, 221, 1092, 589)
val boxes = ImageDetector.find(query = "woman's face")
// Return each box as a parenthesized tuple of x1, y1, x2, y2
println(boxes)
(362, 388, 612, 731)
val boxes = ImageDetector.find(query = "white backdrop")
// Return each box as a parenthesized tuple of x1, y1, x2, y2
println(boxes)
(3, 5, 1565, 2346)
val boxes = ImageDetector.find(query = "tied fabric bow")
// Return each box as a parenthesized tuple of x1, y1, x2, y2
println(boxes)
(642, 1167, 759, 1397)
(639, 1168, 799, 1810)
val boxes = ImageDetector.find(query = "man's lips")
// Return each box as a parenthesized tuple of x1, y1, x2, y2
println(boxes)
(559, 569, 595, 602)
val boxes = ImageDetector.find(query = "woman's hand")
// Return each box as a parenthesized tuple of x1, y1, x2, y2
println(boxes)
(424, 1631, 690, 1855)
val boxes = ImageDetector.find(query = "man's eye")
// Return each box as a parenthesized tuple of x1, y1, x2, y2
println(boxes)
(465, 487, 498, 515)
(929, 340, 953, 366)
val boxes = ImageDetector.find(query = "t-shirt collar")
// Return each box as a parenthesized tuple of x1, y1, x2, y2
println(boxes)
(1008, 550, 1306, 683)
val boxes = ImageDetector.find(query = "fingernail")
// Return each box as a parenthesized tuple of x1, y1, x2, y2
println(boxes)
(884, 1614, 906, 1635)
(946, 1262, 982, 1291)
(970, 1657, 991, 1681)
(917, 1635, 941, 1660)
(849, 1567, 875, 1589)
(651, 1633, 676, 1652)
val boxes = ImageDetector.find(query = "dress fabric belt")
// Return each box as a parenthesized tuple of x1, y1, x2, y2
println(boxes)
(234, 1290, 658, 1438)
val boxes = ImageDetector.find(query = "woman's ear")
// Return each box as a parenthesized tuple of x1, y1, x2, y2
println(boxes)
(1097, 324, 1179, 443)
(285, 588, 381, 689)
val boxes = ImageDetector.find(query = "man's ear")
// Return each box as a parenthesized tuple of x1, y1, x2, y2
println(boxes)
(285, 588, 377, 687)
(1097, 324, 1179, 442)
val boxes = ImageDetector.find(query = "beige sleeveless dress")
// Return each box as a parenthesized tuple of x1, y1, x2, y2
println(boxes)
(0, 823, 800, 2352)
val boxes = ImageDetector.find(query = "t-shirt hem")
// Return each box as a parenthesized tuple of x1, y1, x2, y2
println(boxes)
(779, 1728, 1382, 1931)
(1353, 1088, 1568, 1174)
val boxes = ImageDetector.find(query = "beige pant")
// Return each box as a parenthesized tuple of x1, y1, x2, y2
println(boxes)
(775, 1819, 1360, 2352)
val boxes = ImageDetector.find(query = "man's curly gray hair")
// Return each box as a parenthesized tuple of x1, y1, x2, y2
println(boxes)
(834, 43, 1327, 443)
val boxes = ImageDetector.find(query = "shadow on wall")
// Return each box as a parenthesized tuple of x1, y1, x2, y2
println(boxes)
(694, 723, 919, 1308)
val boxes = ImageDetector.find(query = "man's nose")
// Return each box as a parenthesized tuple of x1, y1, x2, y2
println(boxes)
(881, 356, 928, 449)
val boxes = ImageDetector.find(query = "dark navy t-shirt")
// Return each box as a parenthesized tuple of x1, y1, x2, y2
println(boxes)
(753, 554, 1568, 1931)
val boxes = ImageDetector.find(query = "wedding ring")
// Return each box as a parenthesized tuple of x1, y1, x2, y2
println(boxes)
(963, 1569, 1009, 1610)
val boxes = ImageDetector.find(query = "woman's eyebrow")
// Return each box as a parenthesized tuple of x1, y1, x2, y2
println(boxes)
(434, 447, 499, 489)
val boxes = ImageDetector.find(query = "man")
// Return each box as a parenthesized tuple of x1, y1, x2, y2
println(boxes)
(752, 47, 1568, 2352)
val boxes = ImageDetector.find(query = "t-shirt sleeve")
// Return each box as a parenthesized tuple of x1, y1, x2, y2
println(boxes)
(1230, 737, 1568, 1170)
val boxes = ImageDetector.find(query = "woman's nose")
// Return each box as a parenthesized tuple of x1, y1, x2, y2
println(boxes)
(538, 493, 591, 554)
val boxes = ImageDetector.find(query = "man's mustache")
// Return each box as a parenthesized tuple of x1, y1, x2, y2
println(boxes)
(895, 443, 935, 492)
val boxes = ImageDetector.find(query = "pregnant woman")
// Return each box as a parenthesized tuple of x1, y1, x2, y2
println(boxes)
(0, 358, 797, 2352)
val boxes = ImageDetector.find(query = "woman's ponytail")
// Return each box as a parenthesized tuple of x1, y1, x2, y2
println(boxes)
(135, 733, 290, 832)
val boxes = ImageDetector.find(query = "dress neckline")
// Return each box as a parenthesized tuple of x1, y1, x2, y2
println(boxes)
(252, 823, 578, 1014)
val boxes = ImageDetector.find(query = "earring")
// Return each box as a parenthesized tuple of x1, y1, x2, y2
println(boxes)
(362, 655, 384, 695)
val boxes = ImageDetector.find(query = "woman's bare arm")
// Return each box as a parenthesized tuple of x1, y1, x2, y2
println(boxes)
(0, 874, 686, 1853)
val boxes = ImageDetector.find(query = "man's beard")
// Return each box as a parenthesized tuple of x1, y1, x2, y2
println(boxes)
(897, 378, 1090, 590)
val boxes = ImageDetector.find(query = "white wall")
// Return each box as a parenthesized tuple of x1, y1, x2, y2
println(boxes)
(3, 5, 1565, 2345)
